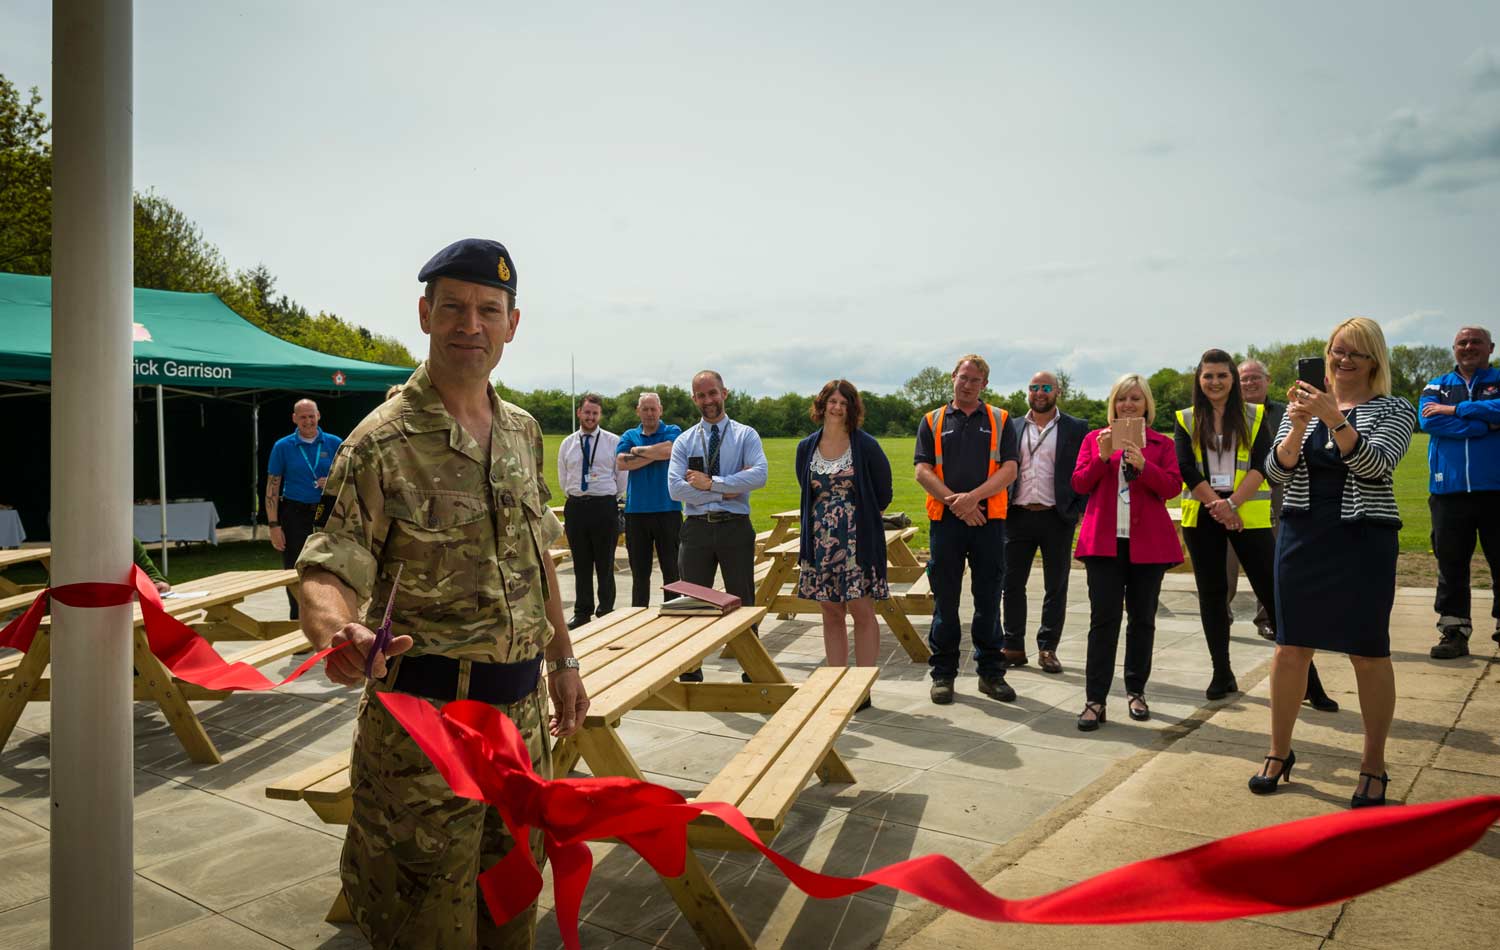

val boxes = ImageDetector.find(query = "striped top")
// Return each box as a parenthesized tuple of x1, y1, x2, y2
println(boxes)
(1264, 394, 1416, 526)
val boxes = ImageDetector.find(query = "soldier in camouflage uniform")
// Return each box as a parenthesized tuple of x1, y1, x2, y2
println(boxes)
(298, 238, 589, 950)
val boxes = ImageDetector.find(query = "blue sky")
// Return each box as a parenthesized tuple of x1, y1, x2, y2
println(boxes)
(5, 1, 1499, 398)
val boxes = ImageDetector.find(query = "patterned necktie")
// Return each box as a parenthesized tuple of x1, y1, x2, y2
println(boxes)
(580, 434, 592, 492)
(707, 424, 721, 477)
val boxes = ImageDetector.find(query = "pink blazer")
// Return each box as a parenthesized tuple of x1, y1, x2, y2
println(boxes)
(1071, 427, 1184, 565)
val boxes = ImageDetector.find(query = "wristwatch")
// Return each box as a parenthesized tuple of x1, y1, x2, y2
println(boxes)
(1330, 418, 1351, 434)
(267, 521, 281, 528)
(547, 656, 581, 675)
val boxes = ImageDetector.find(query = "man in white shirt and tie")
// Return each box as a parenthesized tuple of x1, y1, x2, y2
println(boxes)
(557, 393, 622, 629)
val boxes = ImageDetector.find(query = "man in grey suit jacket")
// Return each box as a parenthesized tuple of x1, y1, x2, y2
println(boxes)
(1001, 371, 1090, 673)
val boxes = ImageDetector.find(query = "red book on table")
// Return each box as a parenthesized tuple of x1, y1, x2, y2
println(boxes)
(660, 581, 742, 615)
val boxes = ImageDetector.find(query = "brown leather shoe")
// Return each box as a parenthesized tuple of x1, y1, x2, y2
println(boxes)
(1001, 648, 1029, 668)
(1037, 650, 1063, 674)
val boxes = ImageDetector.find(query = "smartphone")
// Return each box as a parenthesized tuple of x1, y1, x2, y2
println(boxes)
(1296, 357, 1326, 391)
(687, 456, 705, 473)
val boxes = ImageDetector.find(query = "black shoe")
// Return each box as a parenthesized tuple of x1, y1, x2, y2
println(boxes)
(1126, 692, 1150, 721)
(1493, 625, 1500, 644)
(1205, 671, 1239, 701)
(1430, 627, 1470, 659)
(977, 675, 1017, 702)
(1248, 749, 1295, 795)
(1255, 625, 1276, 642)
(1077, 701, 1106, 732)
(567, 616, 590, 631)
(930, 678, 955, 705)
(679, 668, 704, 683)
(1304, 663, 1339, 712)
(741, 671, 752, 683)
(1351, 770, 1389, 808)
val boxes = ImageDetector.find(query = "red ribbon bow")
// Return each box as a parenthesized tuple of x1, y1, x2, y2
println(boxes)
(0, 565, 339, 690)
(378, 692, 1500, 949)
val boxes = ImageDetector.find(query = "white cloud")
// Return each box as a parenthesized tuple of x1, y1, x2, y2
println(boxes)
(1383, 309, 1451, 344)
(1356, 51, 1500, 191)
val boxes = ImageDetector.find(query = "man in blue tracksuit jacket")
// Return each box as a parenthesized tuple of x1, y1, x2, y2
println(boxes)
(1419, 325, 1500, 658)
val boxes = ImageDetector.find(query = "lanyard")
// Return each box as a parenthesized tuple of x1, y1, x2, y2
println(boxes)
(1023, 418, 1055, 462)
(298, 438, 323, 477)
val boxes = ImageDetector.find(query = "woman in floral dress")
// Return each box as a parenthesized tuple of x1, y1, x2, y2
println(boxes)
(795, 380, 894, 700)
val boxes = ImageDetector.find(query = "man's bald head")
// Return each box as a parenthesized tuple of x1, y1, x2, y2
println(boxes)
(292, 399, 320, 437)
(1237, 360, 1270, 405)
(1027, 370, 1060, 414)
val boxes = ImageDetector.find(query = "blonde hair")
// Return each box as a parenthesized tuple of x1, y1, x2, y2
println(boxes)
(1106, 373, 1156, 425)
(1327, 316, 1392, 396)
(951, 354, 990, 382)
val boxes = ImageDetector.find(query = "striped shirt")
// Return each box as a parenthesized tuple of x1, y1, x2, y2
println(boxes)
(1264, 394, 1416, 526)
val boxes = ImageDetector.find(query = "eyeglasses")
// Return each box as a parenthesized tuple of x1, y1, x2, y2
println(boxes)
(1028, 384, 1054, 393)
(955, 374, 986, 387)
(1327, 347, 1374, 363)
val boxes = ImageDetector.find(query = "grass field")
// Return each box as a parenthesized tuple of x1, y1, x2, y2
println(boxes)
(0, 433, 1440, 590)
(543, 432, 1439, 554)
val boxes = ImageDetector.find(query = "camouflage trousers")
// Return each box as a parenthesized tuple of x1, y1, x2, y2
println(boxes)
(342, 681, 552, 950)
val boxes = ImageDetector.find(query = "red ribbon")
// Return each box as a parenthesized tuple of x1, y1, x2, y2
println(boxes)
(378, 692, 1500, 949)
(0, 566, 338, 691)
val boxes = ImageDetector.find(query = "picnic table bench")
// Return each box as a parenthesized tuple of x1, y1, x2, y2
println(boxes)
(753, 528, 933, 663)
(268, 604, 872, 947)
(0, 547, 51, 597)
(0, 568, 303, 764)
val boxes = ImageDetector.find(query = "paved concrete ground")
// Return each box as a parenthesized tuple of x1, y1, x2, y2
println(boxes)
(0, 563, 1493, 949)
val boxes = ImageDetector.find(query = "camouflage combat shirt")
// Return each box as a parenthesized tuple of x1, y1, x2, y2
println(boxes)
(297, 361, 564, 663)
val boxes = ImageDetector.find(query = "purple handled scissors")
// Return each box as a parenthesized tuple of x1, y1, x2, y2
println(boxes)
(365, 562, 404, 679)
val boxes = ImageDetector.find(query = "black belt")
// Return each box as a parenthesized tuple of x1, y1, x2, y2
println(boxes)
(687, 512, 747, 523)
(386, 653, 541, 705)
(280, 498, 318, 510)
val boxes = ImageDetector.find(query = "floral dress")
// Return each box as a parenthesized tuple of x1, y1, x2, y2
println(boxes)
(797, 445, 891, 603)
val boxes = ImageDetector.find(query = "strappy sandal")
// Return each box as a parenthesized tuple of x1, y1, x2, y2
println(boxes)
(1076, 701, 1106, 732)
(1126, 692, 1150, 721)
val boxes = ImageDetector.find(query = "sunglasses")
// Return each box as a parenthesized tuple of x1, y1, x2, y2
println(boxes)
(1028, 384, 1054, 393)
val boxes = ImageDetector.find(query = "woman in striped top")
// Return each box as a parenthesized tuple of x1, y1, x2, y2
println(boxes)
(1248, 317, 1416, 808)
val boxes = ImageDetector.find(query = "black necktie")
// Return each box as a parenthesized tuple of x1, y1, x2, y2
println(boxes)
(580, 434, 592, 492)
(707, 424, 721, 477)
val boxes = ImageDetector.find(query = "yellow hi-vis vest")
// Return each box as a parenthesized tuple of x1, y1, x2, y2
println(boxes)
(924, 403, 1010, 522)
(1175, 403, 1272, 529)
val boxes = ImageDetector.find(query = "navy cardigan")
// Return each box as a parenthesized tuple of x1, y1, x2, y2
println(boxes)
(795, 429, 894, 576)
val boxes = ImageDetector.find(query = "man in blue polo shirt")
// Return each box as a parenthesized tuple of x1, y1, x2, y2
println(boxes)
(266, 398, 343, 619)
(616, 392, 683, 607)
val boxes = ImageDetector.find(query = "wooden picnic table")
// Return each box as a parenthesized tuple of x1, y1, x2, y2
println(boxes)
(0, 568, 303, 764)
(268, 604, 874, 947)
(753, 527, 933, 662)
(0, 547, 51, 597)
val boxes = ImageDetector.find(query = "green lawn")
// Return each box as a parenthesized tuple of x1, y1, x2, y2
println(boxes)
(545, 432, 1437, 553)
(0, 432, 1432, 591)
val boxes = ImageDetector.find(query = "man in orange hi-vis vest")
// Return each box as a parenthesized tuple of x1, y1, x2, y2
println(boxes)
(914, 355, 1021, 706)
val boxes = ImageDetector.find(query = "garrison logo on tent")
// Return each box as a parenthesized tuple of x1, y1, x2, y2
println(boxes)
(132, 358, 233, 381)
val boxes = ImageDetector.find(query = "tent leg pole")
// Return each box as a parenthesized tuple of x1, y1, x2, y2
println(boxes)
(251, 399, 260, 541)
(156, 383, 167, 575)
(51, 0, 135, 945)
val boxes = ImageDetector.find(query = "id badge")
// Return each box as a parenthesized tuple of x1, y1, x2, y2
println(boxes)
(1210, 473, 1233, 490)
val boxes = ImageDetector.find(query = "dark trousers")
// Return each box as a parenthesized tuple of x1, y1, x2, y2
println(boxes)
(564, 495, 617, 621)
(625, 511, 683, 607)
(1184, 521, 1276, 676)
(1083, 539, 1167, 703)
(279, 498, 317, 620)
(927, 514, 1006, 681)
(1430, 491, 1500, 628)
(1001, 506, 1075, 653)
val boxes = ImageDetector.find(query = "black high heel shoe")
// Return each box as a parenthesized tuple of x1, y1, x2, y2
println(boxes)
(1076, 701, 1106, 732)
(1304, 663, 1339, 712)
(1248, 749, 1295, 795)
(1350, 771, 1389, 808)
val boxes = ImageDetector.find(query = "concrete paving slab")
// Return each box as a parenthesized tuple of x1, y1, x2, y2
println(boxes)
(933, 740, 1118, 797)
(0, 875, 212, 948)
(850, 769, 1066, 845)
(134, 914, 289, 949)
(834, 719, 992, 770)
(137, 820, 342, 912)
(221, 871, 367, 950)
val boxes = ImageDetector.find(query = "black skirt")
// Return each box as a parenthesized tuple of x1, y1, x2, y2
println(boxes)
(1274, 418, 1398, 657)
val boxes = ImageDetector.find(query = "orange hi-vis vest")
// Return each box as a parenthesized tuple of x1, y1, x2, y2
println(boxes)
(924, 402, 1010, 522)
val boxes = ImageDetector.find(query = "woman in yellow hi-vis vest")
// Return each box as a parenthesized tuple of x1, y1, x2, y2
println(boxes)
(1173, 348, 1332, 710)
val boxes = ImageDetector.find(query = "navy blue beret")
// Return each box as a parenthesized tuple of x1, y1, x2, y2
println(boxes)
(417, 238, 517, 296)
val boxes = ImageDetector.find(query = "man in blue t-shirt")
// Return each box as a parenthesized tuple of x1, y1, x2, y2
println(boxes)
(615, 392, 683, 607)
(266, 398, 343, 619)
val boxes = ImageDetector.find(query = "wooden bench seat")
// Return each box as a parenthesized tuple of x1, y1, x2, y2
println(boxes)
(687, 665, 874, 850)
(266, 751, 353, 825)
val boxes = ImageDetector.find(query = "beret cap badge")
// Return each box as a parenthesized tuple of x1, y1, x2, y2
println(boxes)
(497, 256, 511, 282)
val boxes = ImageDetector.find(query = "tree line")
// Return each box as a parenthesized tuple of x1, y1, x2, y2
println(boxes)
(0, 75, 415, 368)
(500, 338, 1455, 440)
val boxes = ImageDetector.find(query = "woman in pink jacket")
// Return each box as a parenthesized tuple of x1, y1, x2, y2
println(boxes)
(1071, 374, 1184, 730)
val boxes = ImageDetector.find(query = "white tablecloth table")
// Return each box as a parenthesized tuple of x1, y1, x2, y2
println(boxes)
(133, 502, 220, 545)
(0, 510, 24, 549)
